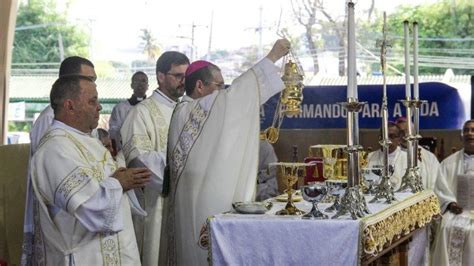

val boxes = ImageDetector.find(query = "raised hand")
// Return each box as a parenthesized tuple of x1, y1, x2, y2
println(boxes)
(266, 38, 291, 63)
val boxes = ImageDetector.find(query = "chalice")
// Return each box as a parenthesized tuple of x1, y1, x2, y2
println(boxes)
(361, 166, 382, 195)
(323, 157, 337, 180)
(324, 179, 348, 212)
(301, 183, 328, 219)
(271, 162, 312, 215)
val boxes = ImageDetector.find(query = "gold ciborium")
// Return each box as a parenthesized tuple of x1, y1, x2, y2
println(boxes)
(272, 162, 311, 215)
(309, 145, 346, 180)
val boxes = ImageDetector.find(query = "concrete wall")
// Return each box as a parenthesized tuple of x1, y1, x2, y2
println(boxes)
(0, 0, 17, 144)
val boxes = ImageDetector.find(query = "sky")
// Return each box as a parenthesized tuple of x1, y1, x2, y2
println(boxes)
(63, 0, 439, 64)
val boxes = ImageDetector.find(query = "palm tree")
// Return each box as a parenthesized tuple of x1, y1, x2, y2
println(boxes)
(140, 28, 160, 62)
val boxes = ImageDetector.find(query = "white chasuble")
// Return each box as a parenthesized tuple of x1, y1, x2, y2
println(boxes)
(30, 122, 139, 265)
(109, 100, 132, 151)
(366, 146, 408, 190)
(163, 58, 284, 265)
(418, 147, 440, 190)
(120, 90, 175, 265)
(22, 105, 55, 264)
(432, 150, 474, 266)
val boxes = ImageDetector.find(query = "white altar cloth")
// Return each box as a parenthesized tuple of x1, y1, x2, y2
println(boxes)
(208, 191, 438, 266)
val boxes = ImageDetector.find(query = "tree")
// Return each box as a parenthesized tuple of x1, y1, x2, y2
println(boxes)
(370, 0, 473, 75)
(13, 0, 89, 66)
(317, 3, 347, 76)
(290, 0, 321, 75)
(289, 0, 355, 76)
(140, 28, 161, 63)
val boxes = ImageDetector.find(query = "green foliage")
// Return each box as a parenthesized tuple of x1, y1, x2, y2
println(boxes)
(140, 28, 160, 62)
(8, 121, 31, 132)
(13, 0, 90, 66)
(368, 0, 473, 75)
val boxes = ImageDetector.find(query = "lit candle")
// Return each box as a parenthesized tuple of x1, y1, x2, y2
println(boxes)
(347, 1, 357, 100)
(413, 22, 419, 99)
(403, 20, 411, 99)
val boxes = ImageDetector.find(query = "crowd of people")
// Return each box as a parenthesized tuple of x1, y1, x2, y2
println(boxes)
(17, 36, 473, 265)
(21, 39, 290, 265)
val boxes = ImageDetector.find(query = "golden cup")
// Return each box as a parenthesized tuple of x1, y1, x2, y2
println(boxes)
(272, 162, 312, 216)
(309, 145, 346, 180)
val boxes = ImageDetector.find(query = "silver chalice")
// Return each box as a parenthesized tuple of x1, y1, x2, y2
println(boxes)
(301, 183, 328, 219)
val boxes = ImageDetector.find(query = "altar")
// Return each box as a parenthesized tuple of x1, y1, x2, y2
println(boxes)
(207, 190, 440, 265)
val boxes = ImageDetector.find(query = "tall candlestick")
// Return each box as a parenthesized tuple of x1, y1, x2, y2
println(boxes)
(334, 1, 370, 219)
(403, 20, 411, 100)
(413, 22, 419, 99)
(347, 2, 357, 100)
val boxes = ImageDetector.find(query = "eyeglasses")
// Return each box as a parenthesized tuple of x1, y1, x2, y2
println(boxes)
(166, 72, 185, 81)
(209, 81, 226, 90)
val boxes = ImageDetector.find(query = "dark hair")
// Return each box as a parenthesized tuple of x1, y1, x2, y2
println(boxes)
(97, 128, 110, 140)
(379, 121, 400, 137)
(155, 51, 190, 75)
(184, 65, 221, 96)
(59, 56, 94, 77)
(50, 75, 94, 114)
(131, 71, 147, 81)
(463, 119, 474, 129)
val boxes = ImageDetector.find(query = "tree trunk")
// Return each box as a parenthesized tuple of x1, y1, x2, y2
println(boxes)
(305, 25, 319, 74)
(338, 37, 346, 76)
(339, 10, 348, 76)
(368, 0, 375, 22)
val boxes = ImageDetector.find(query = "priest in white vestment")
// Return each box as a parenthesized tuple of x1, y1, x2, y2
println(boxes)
(396, 117, 439, 189)
(367, 122, 408, 190)
(162, 39, 291, 265)
(120, 52, 190, 265)
(109, 71, 149, 152)
(31, 75, 151, 265)
(432, 119, 474, 266)
(396, 118, 441, 266)
(22, 56, 97, 265)
(256, 140, 279, 201)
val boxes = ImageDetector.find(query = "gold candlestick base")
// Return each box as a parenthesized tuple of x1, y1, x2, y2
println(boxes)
(275, 200, 305, 216)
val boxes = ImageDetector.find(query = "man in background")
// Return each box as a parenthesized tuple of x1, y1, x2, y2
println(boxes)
(120, 51, 189, 265)
(109, 71, 149, 152)
(395, 117, 439, 189)
(256, 139, 279, 201)
(22, 56, 97, 264)
(366, 122, 407, 190)
(432, 119, 474, 265)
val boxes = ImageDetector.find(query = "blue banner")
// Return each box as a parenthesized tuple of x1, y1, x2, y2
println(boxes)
(261, 82, 466, 129)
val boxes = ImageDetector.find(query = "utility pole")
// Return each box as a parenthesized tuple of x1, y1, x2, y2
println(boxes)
(57, 32, 64, 61)
(207, 11, 214, 60)
(258, 6, 263, 58)
(178, 22, 207, 61)
(245, 6, 272, 59)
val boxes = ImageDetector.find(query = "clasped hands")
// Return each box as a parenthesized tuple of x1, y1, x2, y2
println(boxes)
(113, 167, 151, 191)
(447, 202, 463, 215)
